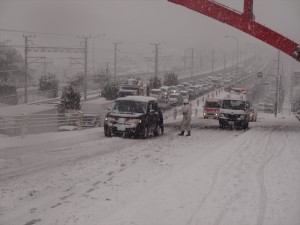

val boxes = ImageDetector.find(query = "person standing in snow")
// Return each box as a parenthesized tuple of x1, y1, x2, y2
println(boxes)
(158, 107, 164, 134)
(178, 99, 192, 136)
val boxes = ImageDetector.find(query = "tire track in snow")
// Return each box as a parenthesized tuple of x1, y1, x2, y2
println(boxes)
(255, 126, 286, 225)
(185, 129, 254, 225)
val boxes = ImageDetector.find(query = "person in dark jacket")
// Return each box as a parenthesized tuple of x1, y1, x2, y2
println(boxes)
(158, 107, 164, 134)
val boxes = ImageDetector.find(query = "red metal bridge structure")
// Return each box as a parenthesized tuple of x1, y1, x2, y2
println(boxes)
(168, 0, 300, 62)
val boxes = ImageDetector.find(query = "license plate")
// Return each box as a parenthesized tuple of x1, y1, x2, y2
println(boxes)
(117, 124, 126, 131)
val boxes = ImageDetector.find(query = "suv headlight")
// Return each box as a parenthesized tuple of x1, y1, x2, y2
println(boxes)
(105, 117, 116, 122)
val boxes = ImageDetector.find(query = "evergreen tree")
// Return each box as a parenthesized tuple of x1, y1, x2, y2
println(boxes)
(0, 80, 18, 104)
(163, 72, 178, 86)
(149, 76, 162, 89)
(102, 82, 119, 100)
(0, 40, 24, 83)
(0, 41, 23, 104)
(38, 73, 59, 97)
(60, 85, 81, 111)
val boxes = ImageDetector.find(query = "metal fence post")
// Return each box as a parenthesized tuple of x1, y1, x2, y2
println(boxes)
(21, 113, 28, 138)
(77, 111, 83, 130)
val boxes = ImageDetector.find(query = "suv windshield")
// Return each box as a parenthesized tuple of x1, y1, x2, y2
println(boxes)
(222, 100, 246, 110)
(205, 101, 220, 108)
(112, 100, 147, 114)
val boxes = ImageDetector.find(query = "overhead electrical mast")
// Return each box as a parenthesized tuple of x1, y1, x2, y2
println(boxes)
(23, 34, 36, 103)
(168, 0, 300, 62)
(114, 42, 122, 82)
(151, 43, 160, 78)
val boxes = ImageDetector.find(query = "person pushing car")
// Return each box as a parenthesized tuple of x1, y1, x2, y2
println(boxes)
(178, 99, 192, 136)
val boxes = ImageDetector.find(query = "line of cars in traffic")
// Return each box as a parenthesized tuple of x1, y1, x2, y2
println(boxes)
(149, 79, 223, 107)
(104, 72, 259, 138)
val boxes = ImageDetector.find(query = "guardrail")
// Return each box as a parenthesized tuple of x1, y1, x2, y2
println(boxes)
(0, 111, 103, 137)
(0, 89, 59, 107)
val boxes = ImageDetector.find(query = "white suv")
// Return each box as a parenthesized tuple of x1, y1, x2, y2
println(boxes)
(218, 98, 250, 129)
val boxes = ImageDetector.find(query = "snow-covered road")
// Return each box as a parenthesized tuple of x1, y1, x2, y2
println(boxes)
(1, 113, 300, 225)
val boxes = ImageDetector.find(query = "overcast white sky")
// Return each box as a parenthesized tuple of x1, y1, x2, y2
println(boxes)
(0, 0, 299, 70)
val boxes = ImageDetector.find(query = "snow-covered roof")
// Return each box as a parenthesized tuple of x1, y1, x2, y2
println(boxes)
(116, 96, 157, 102)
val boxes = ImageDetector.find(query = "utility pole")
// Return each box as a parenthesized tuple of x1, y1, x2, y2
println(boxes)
(23, 34, 35, 103)
(151, 43, 160, 78)
(106, 62, 110, 76)
(190, 48, 194, 80)
(184, 49, 187, 75)
(191, 48, 194, 80)
(223, 51, 226, 70)
(199, 50, 202, 71)
(78, 35, 90, 100)
(114, 42, 121, 82)
(275, 50, 280, 117)
(211, 50, 215, 75)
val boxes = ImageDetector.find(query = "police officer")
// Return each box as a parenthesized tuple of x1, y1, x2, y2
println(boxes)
(178, 99, 192, 136)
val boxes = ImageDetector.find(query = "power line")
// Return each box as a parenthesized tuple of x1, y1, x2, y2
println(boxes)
(0, 28, 80, 37)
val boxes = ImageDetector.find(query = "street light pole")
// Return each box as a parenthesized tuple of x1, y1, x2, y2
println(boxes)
(276, 51, 280, 117)
(225, 35, 239, 76)
(272, 51, 283, 117)
(92, 34, 100, 75)
(257, 72, 279, 117)
(92, 34, 106, 75)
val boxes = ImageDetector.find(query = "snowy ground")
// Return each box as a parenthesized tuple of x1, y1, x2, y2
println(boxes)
(1, 104, 300, 225)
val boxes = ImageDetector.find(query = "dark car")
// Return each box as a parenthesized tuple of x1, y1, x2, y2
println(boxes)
(104, 96, 162, 139)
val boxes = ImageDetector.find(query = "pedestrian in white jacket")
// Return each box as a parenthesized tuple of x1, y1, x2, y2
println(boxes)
(178, 99, 192, 136)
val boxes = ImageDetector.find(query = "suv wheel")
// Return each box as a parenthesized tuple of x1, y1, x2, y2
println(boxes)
(153, 123, 159, 137)
(104, 128, 112, 137)
(243, 122, 249, 130)
(140, 126, 149, 139)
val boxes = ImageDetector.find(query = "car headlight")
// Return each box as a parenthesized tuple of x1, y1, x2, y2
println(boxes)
(220, 113, 225, 117)
(127, 119, 142, 124)
(105, 117, 116, 122)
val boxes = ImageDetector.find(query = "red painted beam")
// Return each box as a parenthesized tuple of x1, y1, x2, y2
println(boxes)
(243, 0, 254, 19)
(168, 0, 300, 62)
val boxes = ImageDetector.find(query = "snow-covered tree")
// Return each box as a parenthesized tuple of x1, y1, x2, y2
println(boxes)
(0, 40, 24, 84)
(163, 72, 178, 86)
(149, 76, 161, 89)
(0, 79, 18, 104)
(102, 82, 119, 100)
(60, 85, 81, 111)
(38, 73, 59, 97)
